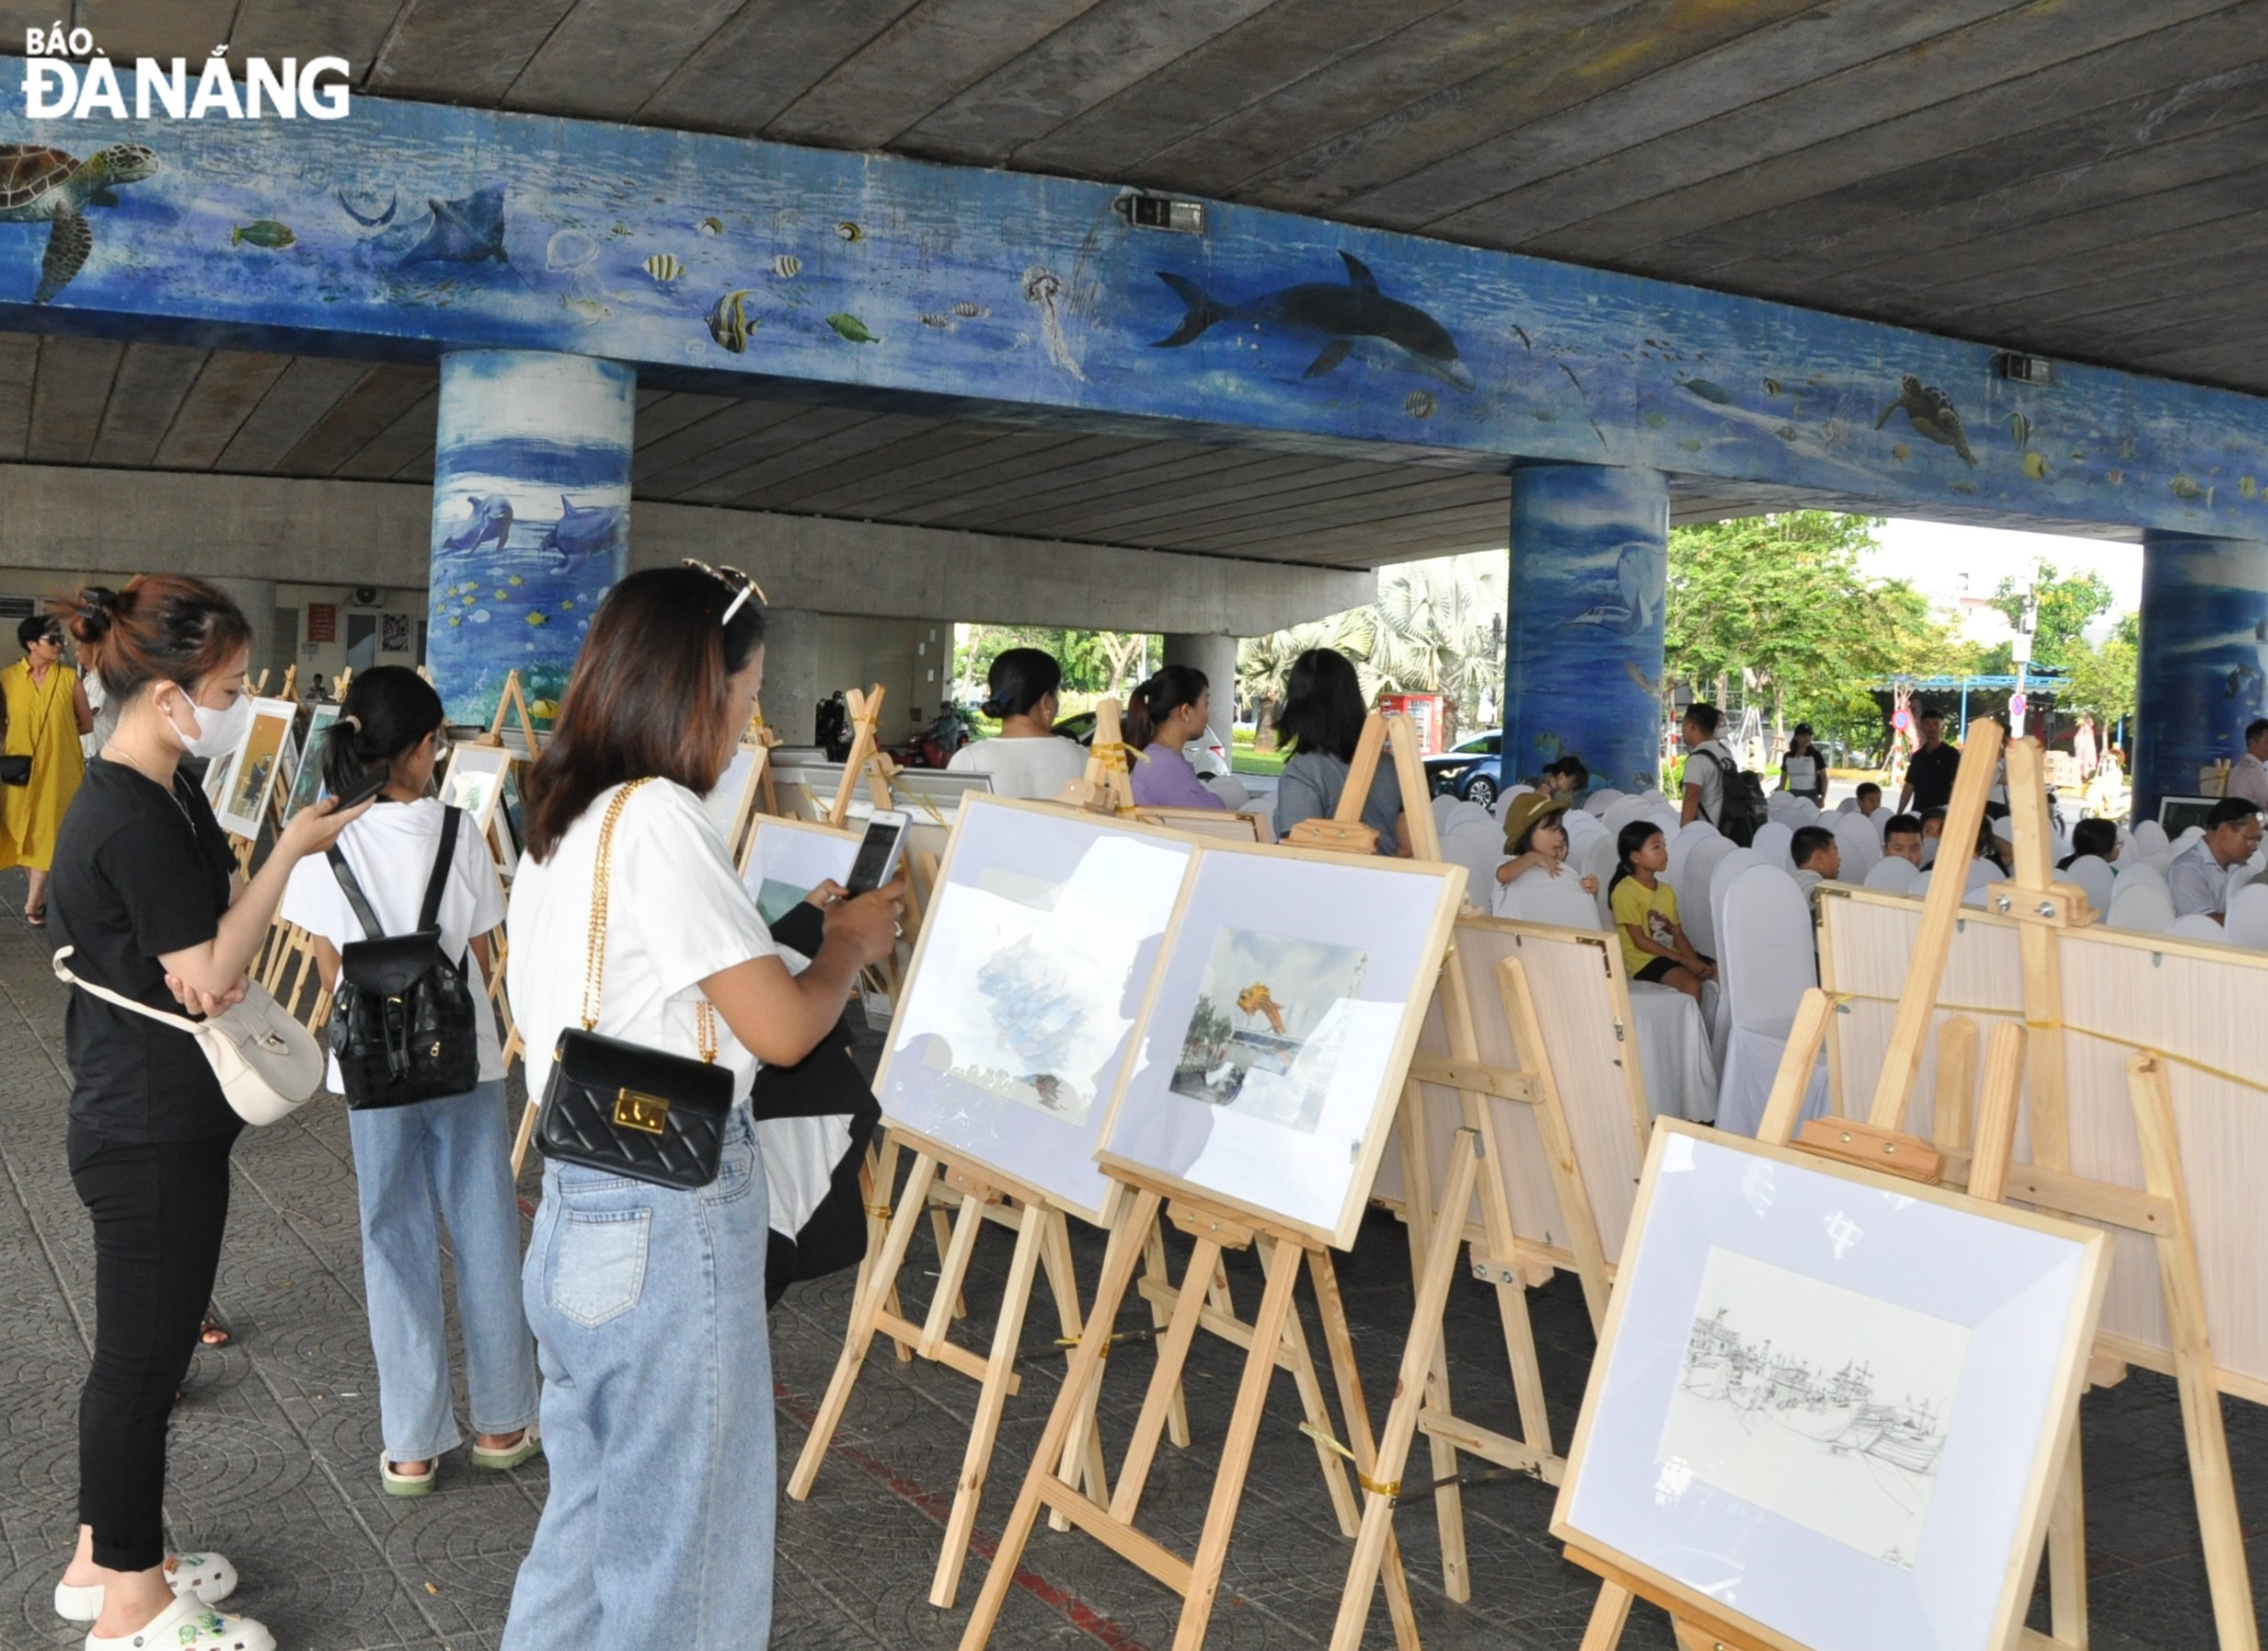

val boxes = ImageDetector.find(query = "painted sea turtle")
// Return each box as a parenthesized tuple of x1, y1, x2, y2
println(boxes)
(0, 142, 158, 304)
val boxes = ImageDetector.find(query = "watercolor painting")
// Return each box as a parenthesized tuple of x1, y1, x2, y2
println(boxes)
(744, 819, 858, 928)
(438, 742, 511, 833)
(1168, 928, 1369, 1135)
(1658, 1248, 1968, 1570)
(217, 698, 294, 837)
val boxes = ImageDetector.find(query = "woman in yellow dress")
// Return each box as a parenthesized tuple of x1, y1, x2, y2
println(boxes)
(2, 615, 94, 926)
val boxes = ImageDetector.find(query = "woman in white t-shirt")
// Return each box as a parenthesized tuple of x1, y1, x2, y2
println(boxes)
(279, 668, 538, 1498)
(500, 565, 900, 1651)
(946, 645, 1087, 799)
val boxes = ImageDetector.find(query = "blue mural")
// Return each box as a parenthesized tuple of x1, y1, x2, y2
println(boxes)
(0, 57, 2266, 542)
(1503, 464, 1670, 794)
(425, 351, 632, 724)
(2134, 534, 2268, 822)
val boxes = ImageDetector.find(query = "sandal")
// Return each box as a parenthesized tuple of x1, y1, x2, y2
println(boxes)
(25, 906, 44, 928)
(381, 1455, 435, 1497)
(53, 1551, 238, 1622)
(199, 1318, 230, 1348)
(83, 1594, 273, 1651)
(469, 1427, 542, 1471)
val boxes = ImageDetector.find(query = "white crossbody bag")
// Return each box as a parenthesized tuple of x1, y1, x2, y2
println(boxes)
(52, 945, 325, 1126)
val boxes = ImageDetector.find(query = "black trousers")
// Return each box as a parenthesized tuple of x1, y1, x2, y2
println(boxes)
(68, 1126, 235, 1572)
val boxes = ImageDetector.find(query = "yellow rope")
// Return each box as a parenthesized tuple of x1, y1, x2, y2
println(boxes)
(1088, 741, 1149, 772)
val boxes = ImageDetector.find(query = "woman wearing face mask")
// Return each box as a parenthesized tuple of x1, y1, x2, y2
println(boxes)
(277, 667, 538, 1499)
(46, 579, 366, 1651)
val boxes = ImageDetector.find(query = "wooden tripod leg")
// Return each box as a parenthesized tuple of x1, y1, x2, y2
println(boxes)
(931, 1200, 1050, 1609)
(1141, 1215, 1193, 1449)
(1110, 1236, 1227, 1527)
(1263, 1234, 1362, 1539)
(1396, 1089, 1469, 1601)
(931, 1204, 970, 1323)
(958, 1189, 1161, 1651)
(859, 1136, 916, 1363)
(2128, 1054, 2261, 1651)
(1577, 1581, 1635, 1651)
(1171, 1243, 1306, 1651)
(918, 1188, 990, 1358)
(2047, 1429, 2088, 1650)
(789, 1152, 941, 1499)
(1037, 1207, 1112, 1526)
(508, 1100, 540, 1178)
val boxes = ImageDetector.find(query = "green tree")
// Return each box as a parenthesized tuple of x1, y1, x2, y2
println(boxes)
(955, 624, 1154, 702)
(1986, 564, 2113, 675)
(2057, 613, 2138, 724)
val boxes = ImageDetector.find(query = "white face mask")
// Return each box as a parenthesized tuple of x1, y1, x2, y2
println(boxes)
(167, 685, 252, 760)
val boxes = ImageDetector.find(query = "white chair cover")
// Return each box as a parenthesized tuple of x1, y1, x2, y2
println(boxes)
(1628, 981, 1722, 1124)
(1766, 792, 1803, 824)
(1492, 782, 1534, 819)
(1665, 820, 1717, 898)
(1830, 812, 1882, 882)
(1440, 820, 1508, 907)
(1750, 819, 1795, 870)
(1493, 866, 1604, 929)
(1705, 848, 1766, 973)
(2113, 859, 2168, 893)
(2140, 849, 2178, 875)
(1646, 803, 1683, 839)
(2175, 825, 2206, 849)
(1785, 798, 1822, 829)
(1430, 792, 1457, 829)
(1863, 856, 1918, 893)
(1602, 793, 1653, 837)
(1561, 806, 1606, 861)
(2169, 912, 2228, 942)
(2105, 882, 2175, 933)
(1912, 867, 1933, 897)
(1836, 796, 1859, 814)
(1677, 834, 1737, 958)
(1966, 860, 2006, 892)
(2132, 819, 2170, 856)
(2061, 854, 2115, 916)
(1442, 800, 1490, 837)
(1584, 787, 1626, 818)
(2227, 882, 2268, 949)
(1714, 864, 1828, 1136)
(1581, 834, 1620, 927)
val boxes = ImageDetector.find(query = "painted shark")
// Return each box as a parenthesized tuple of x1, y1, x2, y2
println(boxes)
(1152, 251, 1475, 390)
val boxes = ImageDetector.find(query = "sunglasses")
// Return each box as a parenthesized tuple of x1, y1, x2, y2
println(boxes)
(681, 560, 766, 627)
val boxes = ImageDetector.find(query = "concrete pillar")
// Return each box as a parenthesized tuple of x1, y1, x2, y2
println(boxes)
(426, 351, 634, 724)
(2135, 531, 2268, 822)
(1502, 463, 1669, 794)
(757, 608, 823, 748)
(1163, 633, 1239, 729)
(206, 577, 279, 692)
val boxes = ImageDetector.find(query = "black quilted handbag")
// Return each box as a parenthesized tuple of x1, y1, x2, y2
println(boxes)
(327, 807, 482, 1110)
(534, 779, 731, 1190)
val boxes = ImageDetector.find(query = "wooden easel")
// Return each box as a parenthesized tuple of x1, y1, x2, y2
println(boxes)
(826, 684, 890, 828)
(957, 710, 1461, 1651)
(1054, 696, 1138, 813)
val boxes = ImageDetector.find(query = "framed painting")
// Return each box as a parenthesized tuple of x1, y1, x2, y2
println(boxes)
(1096, 839, 1465, 1248)
(213, 698, 298, 839)
(876, 796, 1198, 1227)
(704, 742, 767, 865)
(743, 816, 862, 928)
(1551, 1121, 2108, 1651)
(282, 702, 344, 820)
(439, 742, 512, 835)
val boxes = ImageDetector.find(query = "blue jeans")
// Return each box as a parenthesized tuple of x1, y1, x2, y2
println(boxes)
(350, 1079, 538, 1461)
(501, 1109, 774, 1651)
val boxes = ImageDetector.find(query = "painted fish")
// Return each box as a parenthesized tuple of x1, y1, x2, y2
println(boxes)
(770, 253, 800, 279)
(1153, 252, 1474, 391)
(950, 301, 989, 318)
(397, 182, 508, 268)
(231, 220, 295, 249)
(835, 220, 863, 242)
(562, 294, 611, 326)
(919, 313, 953, 329)
(440, 494, 512, 556)
(539, 495, 627, 569)
(697, 216, 723, 237)
(1763, 377, 1781, 396)
(1405, 389, 1434, 419)
(827, 312, 880, 343)
(526, 611, 548, 627)
(2008, 410, 2030, 447)
(2023, 451, 2049, 479)
(705, 289, 754, 352)
(643, 252, 683, 283)
(1680, 378, 1732, 404)
(507, 574, 524, 585)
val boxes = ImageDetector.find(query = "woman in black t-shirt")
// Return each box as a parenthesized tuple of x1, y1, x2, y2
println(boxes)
(45, 579, 364, 1651)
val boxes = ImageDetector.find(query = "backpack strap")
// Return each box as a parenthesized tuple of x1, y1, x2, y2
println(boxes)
(418, 806, 461, 934)
(328, 847, 387, 942)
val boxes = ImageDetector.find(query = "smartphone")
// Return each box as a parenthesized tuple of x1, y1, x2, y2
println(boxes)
(845, 810, 908, 895)
(330, 762, 392, 812)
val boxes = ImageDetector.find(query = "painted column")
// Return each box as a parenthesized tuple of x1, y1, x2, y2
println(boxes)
(2134, 531, 2268, 822)
(1163, 633, 1240, 731)
(427, 351, 635, 726)
(1502, 463, 1670, 794)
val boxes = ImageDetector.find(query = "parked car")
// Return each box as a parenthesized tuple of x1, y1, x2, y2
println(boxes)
(1424, 733, 1502, 806)
(1053, 710, 1230, 779)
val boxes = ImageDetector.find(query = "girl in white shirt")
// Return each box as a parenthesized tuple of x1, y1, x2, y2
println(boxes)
(279, 668, 537, 1497)
(500, 565, 900, 1651)
(946, 645, 1088, 799)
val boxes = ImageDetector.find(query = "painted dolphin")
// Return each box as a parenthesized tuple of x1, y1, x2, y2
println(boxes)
(538, 495, 626, 569)
(1565, 542, 1667, 637)
(397, 182, 507, 268)
(1153, 251, 1475, 391)
(441, 493, 512, 556)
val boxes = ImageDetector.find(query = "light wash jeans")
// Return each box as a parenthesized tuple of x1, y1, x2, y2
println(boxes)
(501, 1109, 774, 1651)
(350, 1078, 539, 1461)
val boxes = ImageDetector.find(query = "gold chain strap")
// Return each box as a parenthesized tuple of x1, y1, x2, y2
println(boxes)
(579, 779, 718, 1063)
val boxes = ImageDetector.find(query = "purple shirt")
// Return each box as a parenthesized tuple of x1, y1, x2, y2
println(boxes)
(1131, 743, 1225, 811)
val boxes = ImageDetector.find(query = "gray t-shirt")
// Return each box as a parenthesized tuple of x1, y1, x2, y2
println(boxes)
(1272, 751, 1403, 854)
(2167, 839, 2237, 918)
(1684, 740, 1733, 825)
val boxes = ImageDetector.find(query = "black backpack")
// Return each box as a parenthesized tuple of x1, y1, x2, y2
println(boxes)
(1702, 748, 1770, 848)
(326, 808, 482, 1110)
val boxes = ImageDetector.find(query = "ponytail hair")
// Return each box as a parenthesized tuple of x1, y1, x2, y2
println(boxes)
(55, 576, 249, 705)
(1606, 821, 1662, 899)
(321, 666, 445, 801)
(1122, 664, 1208, 751)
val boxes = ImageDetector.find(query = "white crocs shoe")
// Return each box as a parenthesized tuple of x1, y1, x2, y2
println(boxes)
(53, 1553, 239, 1622)
(84, 1594, 273, 1651)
